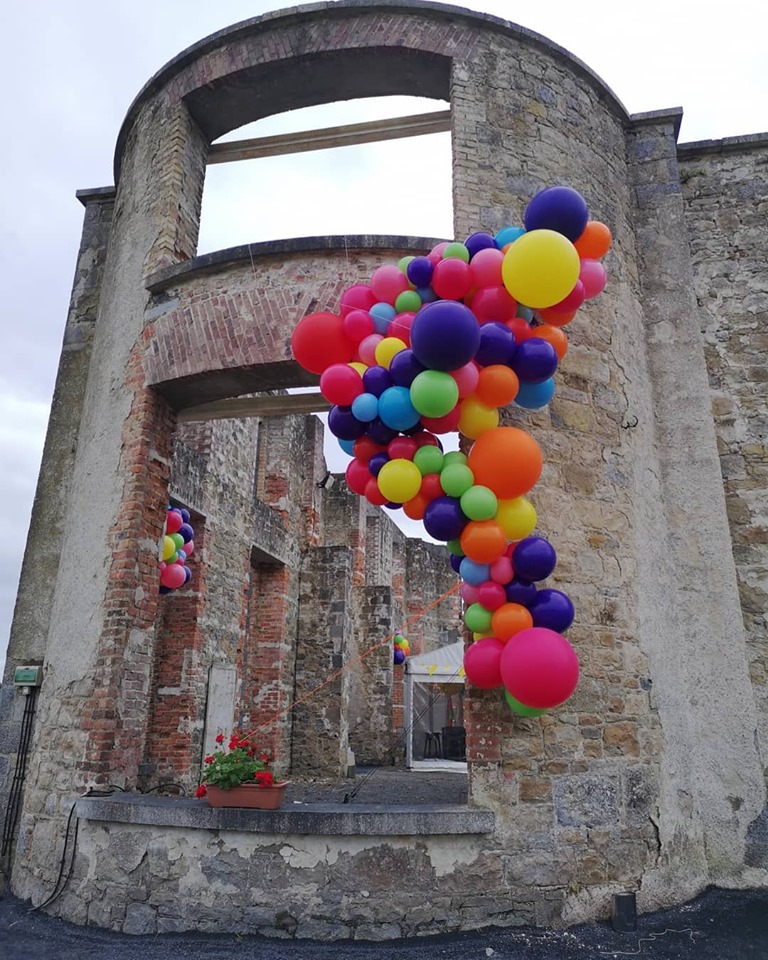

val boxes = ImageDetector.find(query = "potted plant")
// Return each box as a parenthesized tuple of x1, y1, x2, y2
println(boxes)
(195, 732, 288, 809)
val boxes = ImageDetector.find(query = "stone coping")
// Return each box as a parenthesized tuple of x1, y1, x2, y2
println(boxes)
(677, 130, 768, 158)
(76, 793, 495, 836)
(144, 234, 446, 293)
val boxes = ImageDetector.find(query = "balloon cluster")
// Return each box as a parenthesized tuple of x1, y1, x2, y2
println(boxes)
(160, 506, 195, 593)
(291, 186, 611, 714)
(393, 632, 410, 665)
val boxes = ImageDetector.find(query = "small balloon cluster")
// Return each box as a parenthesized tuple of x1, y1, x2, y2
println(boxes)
(159, 506, 195, 593)
(291, 186, 611, 714)
(393, 632, 410, 665)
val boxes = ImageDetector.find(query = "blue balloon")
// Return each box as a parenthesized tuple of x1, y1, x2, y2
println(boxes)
(516, 305, 534, 322)
(367, 418, 398, 445)
(370, 302, 396, 333)
(495, 226, 525, 248)
(505, 577, 537, 606)
(363, 365, 392, 397)
(423, 497, 467, 541)
(389, 349, 426, 388)
(475, 322, 516, 367)
(183, 565, 192, 583)
(328, 405, 367, 440)
(338, 438, 356, 456)
(529, 588, 575, 632)
(524, 186, 588, 241)
(410, 301, 480, 371)
(515, 378, 555, 409)
(394, 648, 406, 665)
(179, 523, 194, 543)
(465, 231, 496, 258)
(406, 256, 434, 287)
(179, 509, 191, 523)
(512, 537, 557, 582)
(459, 557, 491, 586)
(352, 392, 379, 422)
(512, 338, 558, 383)
(378, 386, 421, 432)
(416, 286, 438, 304)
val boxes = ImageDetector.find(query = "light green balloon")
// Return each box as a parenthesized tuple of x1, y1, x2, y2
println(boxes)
(440, 463, 475, 498)
(395, 289, 422, 314)
(504, 690, 546, 717)
(410, 370, 459, 418)
(413, 444, 444, 476)
(447, 537, 465, 557)
(443, 241, 470, 263)
(460, 484, 498, 521)
(443, 450, 468, 467)
(398, 255, 415, 274)
(465, 603, 493, 633)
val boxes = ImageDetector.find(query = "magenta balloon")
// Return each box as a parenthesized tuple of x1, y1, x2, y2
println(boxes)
(320, 363, 364, 406)
(477, 580, 507, 611)
(463, 637, 505, 689)
(500, 627, 579, 708)
(579, 259, 608, 299)
(490, 556, 514, 585)
(161, 563, 187, 589)
(165, 510, 183, 534)
(460, 582, 480, 605)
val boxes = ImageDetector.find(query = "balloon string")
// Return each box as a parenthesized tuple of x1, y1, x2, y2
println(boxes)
(239, 580, 460, 741)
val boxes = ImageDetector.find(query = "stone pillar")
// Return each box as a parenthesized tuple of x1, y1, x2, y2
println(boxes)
(627, 110, 765, 893)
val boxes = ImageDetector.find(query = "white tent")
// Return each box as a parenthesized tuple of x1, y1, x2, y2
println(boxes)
(403, 641, 467, 770)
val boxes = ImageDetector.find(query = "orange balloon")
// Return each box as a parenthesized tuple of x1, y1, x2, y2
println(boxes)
(467, 427, 543, 499)
(537, 307, 577, 327)
(475, 365, 520, 408)
(531, 324, 568, 360)
(491, 602, 533, 641)
(460, 520, 507, 563)
(574, 220, 612, 259)
(403, 493, 428, 520)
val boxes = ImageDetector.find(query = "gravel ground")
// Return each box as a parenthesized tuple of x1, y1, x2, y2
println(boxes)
(285, 765, 468, 805)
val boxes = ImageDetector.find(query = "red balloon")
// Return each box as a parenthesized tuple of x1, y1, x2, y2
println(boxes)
(291, 312, 356, 375)
(165, 510, 183, 534)
(412, 431, 440, 449)
(320, 364, 364, 406)
(389, 312, 415, 345)
(343, 309, 375, 343)
(548, 279, 585, 314)
(161, 563, 186, 590)
(346, 459, 371, 495)
(421, 407, 461, 434)
(432, 258, 473, 300)
(340, 284, 377, 316)
(500, 627, 579, 709)
(506, 317, 535, 343)
(470, 286, 518, 324)
(388, 437, 418, 460)
(353, 437, 386, 463)
(420, 474, 444, 501)
(463, 637, 505, 689)
(365, 477, 389, 506)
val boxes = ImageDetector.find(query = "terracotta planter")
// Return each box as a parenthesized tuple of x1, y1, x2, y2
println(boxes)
(205, 782, 289, 809)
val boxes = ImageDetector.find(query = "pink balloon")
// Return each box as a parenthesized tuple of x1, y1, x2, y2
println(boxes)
(183, 540, 194, 557)
(463, 637, 505, 689)
(370, 265, 409, 305)
(470, 285, 518, 324)
(579, 259, 607, 299)
(477, 580, 506, 611)
(469, 247, 504, 289)
(500, 627, 579, 709)
(490, 556, 514, 584)
(460, 582, 479, 605)
(389, 312, 415, 345)
(358, 334, 383, 366)
(320, 363, 364, 406)
(432, 258, 472, 301)
(161, 563, 186, 590)
(165, 510, 183, 534)
(450, 361, 480, 398)
(343, 309, 375, 343)
(340, 284, 376, 316)
(428, 241, 450, 264)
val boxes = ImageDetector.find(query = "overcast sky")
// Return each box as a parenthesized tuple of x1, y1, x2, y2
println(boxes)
(1, 0, 765, 673)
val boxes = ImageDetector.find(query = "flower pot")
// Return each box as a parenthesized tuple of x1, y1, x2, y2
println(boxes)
(204, 782, 289, 809)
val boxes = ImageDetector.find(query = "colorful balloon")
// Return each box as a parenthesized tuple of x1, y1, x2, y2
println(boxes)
(501, 230, 581, 309)
(463, 637, 504, 688)
(500, 627, 579, 709)
(467, 427, 543, 499)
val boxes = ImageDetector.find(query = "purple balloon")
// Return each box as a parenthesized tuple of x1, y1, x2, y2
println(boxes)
(159, 585, 172, 595)
(528, 588, 575, 632)
(183, 565, 192, 584)
(465, 231, 496, 258)
(369, 452, 390, 476)
(406, 256, 434, 288)
(389, 348, 427, 388)
(423, 496, 467, 541)
(410, 301, 481, 371)
(505, 577, 537, 606)
(367, 418, 398, 445)
(179, 523, 194, 543)
(449, 554, 463, 574)
(363, 365, 392, 397)
(328, 405, 367, 440)
(524, 186, 589, 241)
(512, 338, 559, 384)
(180, 508, 190, 523)
(474, 322, 516, 367)
(512, 537, 557, 582)
(393, 648, 406, 665)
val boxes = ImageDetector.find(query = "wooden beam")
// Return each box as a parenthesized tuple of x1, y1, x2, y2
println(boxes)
(178, 392, 331, 423)
(208, 110, 451, 164)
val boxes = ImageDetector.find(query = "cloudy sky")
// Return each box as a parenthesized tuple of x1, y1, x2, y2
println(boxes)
(1, 0, 765, 672)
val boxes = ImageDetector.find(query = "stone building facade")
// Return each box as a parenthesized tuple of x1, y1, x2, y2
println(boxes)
(0, 0, 766, 940)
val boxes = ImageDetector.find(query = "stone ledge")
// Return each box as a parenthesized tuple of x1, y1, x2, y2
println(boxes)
(677, 131, 768, 158)
(76, 792, 495, 836)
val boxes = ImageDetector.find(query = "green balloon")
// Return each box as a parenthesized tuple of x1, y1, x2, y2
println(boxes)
(443, 450, 468, 467)
(171, 533, 185, 549)
(460, 484, 498, 521)
(395, 289, 422, 314)
(465, 603, 493, 633)
(447, 537, 465, 557)
(504, 690, 546, 717)
(410, 370, 459, 418)
(443, 241, 470, 263)
(413, 444, 444, 476)
(440, 463, 475, 498)
(398, 255, 415, 274)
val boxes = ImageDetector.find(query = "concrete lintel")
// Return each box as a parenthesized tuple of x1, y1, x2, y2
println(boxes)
(76, 186, 118, 206)
(677, 130, 768, 159)
(76, 793, 495, 836)
(629, 108, 684, 140)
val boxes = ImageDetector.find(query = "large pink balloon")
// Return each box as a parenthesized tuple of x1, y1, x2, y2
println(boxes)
(161, 563, 187, 590)
(500, 627, 579, 708)
(463, 637, 505, 689)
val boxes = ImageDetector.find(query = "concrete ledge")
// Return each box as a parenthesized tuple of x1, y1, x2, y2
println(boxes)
(76, 792, 495, 836)
(677, 131, 768, 159)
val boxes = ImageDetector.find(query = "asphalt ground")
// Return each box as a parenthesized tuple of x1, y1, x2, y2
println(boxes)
(1, 887, 766, 959)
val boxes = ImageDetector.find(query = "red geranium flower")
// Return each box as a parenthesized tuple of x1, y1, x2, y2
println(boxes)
(254, 770, 274, 787)
(215, 733, 224, 744)
(196, 784, 207, 798)
(204, 755, 214, 764)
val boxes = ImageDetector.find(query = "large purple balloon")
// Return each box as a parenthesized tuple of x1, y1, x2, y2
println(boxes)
(512, 537, 557, 582)
(524, 186, 589, 241)
(363, 365, 392, 397)
(410, 301, 480, 371)
(505, 577, 537, 606)
(328, 405, 367, 440)
(423, 496, 467, 541)
(474, 322, 516, 367)
(512, 338, 559, 384)
(389, 348, 427, 388)
(529, 588, 575, 632)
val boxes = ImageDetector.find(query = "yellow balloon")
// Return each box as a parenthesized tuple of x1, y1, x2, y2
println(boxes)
(162, 535, 176, 561)
(501, 229, 580, 308)
(377, 458, 422, 504)
(349, 362, 367, 376)
(496, 497, 537, 540)
(374, 337, 407, 369)
(458, 397, 499, 440)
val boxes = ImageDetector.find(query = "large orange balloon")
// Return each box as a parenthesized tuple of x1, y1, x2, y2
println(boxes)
(460, 520, 507, 563)
(492, 602, 534, 641)
(291, 312, 356, 375)
(475, 365, 520, 408)
(467, 427, 543, 499)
